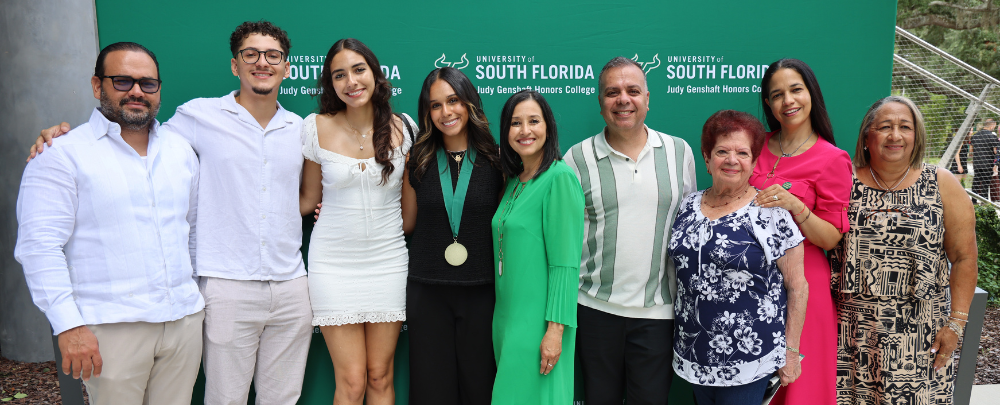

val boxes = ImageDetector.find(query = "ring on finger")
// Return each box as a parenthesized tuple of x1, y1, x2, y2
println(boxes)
(772, 195, 779, 201)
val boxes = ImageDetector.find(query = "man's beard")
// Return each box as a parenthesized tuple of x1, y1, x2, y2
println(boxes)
(99, 89, 159, 131)
(251, 84, 274, 95)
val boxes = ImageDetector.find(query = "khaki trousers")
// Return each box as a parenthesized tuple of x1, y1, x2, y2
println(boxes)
(199, 276, 313, 405)
(83, 310, 204, 405)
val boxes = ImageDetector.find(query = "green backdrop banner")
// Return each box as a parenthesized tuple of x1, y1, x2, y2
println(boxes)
(94, 1, 897, 404)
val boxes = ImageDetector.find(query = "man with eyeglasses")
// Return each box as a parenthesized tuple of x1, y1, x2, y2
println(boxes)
(15, 42, 204, 405)
(168, 20, 313, 405)
(31, 21, 312, 404)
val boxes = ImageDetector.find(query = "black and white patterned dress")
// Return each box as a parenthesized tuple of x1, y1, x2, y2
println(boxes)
(830, 164, 954, 405)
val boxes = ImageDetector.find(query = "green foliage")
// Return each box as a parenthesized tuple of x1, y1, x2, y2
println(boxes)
(975, 205, 1000, 305)
(899, 0, 1000, 78)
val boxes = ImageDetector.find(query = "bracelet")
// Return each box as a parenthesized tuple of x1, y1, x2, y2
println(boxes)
(786, 346, 799, 354)
(793, 206, 808, 217)
(947, 321, 964, 339)
(951, 310, 969, 317)
(949, 316, 968, 323)
(795, 210, 812, 225)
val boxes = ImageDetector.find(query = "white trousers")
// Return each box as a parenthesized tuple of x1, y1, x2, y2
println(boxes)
(199, 276, 313, 405)
(83, 310, 205, 405)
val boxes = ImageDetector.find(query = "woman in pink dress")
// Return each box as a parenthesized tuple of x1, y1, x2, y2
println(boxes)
(749, 58, 851, 405)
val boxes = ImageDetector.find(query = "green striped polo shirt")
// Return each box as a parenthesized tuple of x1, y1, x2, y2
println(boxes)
(563, 126, 696, 319)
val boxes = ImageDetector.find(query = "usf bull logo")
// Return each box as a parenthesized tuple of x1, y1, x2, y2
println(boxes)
(631, 53, 660, 73)
(434, 53, 469, 69)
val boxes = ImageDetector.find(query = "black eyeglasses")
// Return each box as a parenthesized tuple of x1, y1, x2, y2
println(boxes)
(99, 76, 161, 94)
(238, 48, 285, 65)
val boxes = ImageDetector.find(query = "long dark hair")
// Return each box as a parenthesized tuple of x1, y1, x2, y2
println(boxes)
(759, 58, 836, 146)
(498, 90, 561, 180)
(409, 67, 499, 181)
(317, 38, 398, 185)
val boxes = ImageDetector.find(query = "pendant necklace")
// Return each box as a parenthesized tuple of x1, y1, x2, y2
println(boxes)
(446, 149, 467, 163)
(437, 146, 477, 266)
(762, 131, 813, 190)
(345, 119, 372, 150)
(497, 180, 528, 277)
(868, 165, 910, 201)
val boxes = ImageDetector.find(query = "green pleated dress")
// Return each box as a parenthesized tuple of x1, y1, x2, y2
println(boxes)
(490, 161, 584, 405)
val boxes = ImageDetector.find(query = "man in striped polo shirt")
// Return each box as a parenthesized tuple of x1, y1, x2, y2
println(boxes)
(564, 56, 696, 405)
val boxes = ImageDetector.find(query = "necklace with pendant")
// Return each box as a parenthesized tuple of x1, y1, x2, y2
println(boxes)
(497, 181, 528, 277)
(446, 149, 467, 163)
(778, 130, 812, 157)
(762, 131, 813, 190)
(869, 165, 911, 201)
(345, 120, 372, 150)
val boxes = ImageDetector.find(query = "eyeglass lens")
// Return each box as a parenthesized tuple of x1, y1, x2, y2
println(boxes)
(111, 77, 160, 93)
(240, 49, 283, 65)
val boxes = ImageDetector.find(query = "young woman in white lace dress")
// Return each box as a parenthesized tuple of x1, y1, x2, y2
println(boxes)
(299, 38, 415, 405)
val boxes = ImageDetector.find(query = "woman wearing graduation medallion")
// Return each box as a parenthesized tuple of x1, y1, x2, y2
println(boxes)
(401, 67, 504, 405)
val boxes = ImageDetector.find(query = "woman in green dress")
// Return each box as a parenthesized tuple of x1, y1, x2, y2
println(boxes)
(491, 90, 584, 404)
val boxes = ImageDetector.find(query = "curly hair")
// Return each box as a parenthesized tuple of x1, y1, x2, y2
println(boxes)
(701, 110, 767, 161)
(317, 38, 398, 185)
(229, 20, 291, 58)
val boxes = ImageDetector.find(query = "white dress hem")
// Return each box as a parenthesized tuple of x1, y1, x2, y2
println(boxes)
(312, 311, 407, 326)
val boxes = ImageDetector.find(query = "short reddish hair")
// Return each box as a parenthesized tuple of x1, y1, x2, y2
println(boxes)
(700, 110, 767, 161)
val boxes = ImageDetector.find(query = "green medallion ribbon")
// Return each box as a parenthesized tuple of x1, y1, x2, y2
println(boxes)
(437, 146, 477, 266)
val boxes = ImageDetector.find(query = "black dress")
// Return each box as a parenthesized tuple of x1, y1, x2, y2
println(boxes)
(406, 149, 504, 405)
(949, 142, 970, 174)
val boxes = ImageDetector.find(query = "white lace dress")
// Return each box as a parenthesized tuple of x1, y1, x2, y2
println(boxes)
(301, 113, 413, 326)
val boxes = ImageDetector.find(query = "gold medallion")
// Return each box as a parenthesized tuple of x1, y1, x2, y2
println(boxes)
(444, 241, 468, 266)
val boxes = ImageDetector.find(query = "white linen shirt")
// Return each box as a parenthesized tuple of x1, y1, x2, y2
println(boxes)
(164, 91, 306, 281)
(15, 108, 204, 335)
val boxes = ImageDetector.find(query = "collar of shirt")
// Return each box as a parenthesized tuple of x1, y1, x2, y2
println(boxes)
(220, 90, 296, 132)
(15, 109, 202, 334)
(87, 108, 162, 169)
(596, 124, 661, 161)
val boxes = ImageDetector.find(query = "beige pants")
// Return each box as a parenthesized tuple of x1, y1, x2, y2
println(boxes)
(199, 276, 313, 405)
(83, 310, 205, 405)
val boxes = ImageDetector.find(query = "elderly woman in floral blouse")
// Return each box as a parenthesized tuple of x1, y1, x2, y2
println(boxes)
(668, 110, 808, 405)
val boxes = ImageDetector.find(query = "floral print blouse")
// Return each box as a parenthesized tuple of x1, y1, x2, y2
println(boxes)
(668, 190, 804, 386)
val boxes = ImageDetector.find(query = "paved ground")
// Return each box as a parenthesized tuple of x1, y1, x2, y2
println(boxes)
(970, 384, 1000, 405)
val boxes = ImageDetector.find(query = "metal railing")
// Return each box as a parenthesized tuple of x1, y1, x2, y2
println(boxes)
(893, 27, 1000, 189)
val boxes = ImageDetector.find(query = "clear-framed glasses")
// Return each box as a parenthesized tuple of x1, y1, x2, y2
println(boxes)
(99, 76, 161, 94)
(238, 48, 285, 65)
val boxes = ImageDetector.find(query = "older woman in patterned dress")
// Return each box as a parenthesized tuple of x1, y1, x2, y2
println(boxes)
(669, 110, 807, 405)
(831, 95, 978, 405)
